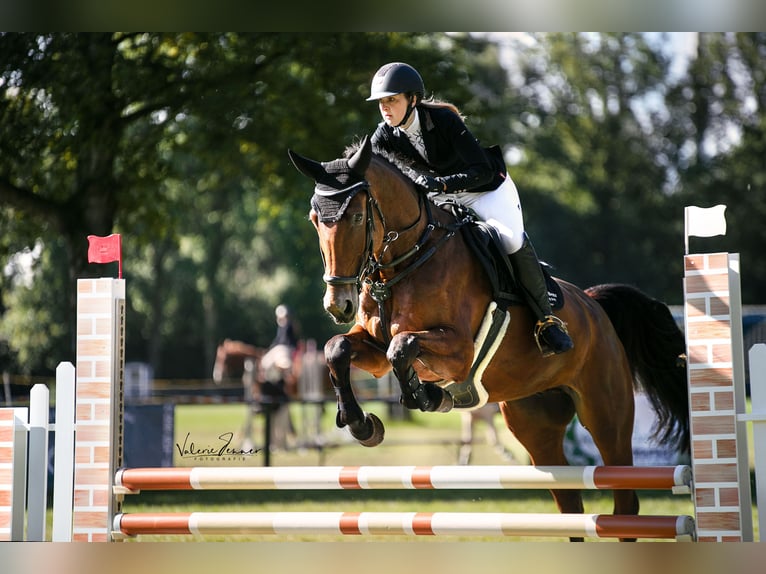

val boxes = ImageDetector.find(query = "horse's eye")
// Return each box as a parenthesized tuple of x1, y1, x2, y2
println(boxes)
(351, 212, 364, 225)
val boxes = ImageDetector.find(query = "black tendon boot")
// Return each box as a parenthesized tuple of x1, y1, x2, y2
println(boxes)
(509, 234, 574, 357)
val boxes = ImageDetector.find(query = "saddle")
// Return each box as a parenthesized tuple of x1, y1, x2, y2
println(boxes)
(434, 199, 564, 312)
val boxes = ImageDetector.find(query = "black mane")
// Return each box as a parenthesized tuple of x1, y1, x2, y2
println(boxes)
(343, 138, 435, 183)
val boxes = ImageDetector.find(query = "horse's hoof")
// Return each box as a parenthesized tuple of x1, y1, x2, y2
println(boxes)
(433, 389, 454, 413)
(420, 383, 453, 413)
(399, 393, 419, 410)
(356, 412, 385, 447)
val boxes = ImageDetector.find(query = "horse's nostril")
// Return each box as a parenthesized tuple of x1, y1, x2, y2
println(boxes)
(324, 287, 358, 324)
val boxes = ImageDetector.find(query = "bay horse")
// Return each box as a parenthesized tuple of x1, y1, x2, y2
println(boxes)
(288, 136, 689, 540)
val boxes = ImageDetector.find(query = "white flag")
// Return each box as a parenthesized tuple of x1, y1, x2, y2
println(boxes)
(685, 204, 727, 238)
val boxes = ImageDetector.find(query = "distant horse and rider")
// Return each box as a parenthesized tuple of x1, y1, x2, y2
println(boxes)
(212, 305, 304, 451)
(212, 338, 297, 402)
(212, 303, 340, 453)
(289, 136, 689, 541)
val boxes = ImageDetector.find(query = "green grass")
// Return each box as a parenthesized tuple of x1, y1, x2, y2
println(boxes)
(114, 401, 709, 542)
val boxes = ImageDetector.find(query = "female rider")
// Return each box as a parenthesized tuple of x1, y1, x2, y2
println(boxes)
(366, 62, 573, 357)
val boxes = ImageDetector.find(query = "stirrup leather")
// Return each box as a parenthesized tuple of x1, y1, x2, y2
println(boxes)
(534, 315, 570, 356)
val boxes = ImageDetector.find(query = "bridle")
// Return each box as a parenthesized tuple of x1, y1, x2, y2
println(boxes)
(321, 179, 467, 344)
(320, 182, 376, 288)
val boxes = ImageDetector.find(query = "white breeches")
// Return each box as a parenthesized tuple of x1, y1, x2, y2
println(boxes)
(429, 175, 525, 254)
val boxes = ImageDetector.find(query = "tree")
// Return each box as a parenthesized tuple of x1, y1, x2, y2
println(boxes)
(9, 32, 761, 380)
(670, 33, 766, 303)
(1, 32, 511, 377)
(503, 33, 687, 301)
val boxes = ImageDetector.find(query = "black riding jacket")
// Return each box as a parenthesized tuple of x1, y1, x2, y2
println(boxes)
(370, 105, 507, 194)
(270, 321, 297, 349)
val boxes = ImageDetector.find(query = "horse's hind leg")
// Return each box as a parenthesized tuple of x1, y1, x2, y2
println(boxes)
(499, 390, 587, 542)
(575, 373, 640, 540)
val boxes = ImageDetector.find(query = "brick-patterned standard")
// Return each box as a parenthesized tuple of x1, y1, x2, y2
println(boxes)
(72, 278, 125, 542)
(0, 409, 18, 541)
(684, 252, 752, 541)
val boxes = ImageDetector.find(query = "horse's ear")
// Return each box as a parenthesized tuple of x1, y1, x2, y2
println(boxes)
(348, 135, 372, 177)
(288, 149, 326, 181)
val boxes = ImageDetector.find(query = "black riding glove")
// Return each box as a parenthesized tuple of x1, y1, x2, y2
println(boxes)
(415, 174, 446, 193)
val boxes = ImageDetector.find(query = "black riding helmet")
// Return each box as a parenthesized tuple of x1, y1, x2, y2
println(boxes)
(366, 62, 425, 101)
(366, 62, 424, 128)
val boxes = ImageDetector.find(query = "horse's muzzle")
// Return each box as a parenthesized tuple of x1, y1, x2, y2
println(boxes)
(324, 285, 358, 324)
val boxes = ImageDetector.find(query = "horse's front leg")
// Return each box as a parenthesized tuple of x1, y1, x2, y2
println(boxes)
(324, 329, 389, 447)
(388, 330, 469, 413)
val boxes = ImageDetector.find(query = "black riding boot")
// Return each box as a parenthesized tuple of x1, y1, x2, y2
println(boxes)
(509, 235, 574, 357)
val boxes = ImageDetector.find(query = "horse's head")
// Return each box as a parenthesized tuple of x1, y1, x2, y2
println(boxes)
(213, 339, 266, 384)
(288, 137, 374, 324)
(290, 136, 427, 325)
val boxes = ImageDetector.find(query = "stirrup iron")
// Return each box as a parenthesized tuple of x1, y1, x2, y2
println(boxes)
(534, 315, 570, 357)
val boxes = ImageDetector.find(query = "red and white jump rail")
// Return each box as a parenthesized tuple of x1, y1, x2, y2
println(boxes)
(112, 511, 696, 541)
(114, 465, 692, 494)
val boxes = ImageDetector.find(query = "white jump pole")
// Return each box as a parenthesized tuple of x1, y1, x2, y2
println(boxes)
(26, 384, 49, 541)
(52, 361, 76, 541)
(744, 344, 766, 539)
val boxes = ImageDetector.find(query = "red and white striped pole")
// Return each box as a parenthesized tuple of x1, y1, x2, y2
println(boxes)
(115, 464, 692, 493)
(114, 511, 695, 541)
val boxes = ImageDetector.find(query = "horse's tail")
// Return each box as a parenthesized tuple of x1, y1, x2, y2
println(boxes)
(585, 283, 690, 454)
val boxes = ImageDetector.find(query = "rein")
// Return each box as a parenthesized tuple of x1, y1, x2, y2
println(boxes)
(364, 197, 454, 301)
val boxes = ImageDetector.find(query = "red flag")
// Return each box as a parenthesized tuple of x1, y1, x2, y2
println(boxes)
(87, 234, 122, 278)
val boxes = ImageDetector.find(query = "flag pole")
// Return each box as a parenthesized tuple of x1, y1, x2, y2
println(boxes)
(684, 207, 689, 255)
(117, 235, 122, 279)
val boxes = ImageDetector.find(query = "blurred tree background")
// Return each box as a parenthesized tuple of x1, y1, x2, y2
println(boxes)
(1, 32, 763, 379)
